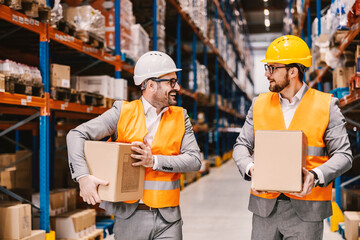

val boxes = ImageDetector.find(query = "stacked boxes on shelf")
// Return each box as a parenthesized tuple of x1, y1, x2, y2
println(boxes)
(131, 24, 150, 61)
(0, 60, 43, 96)
(63, 6, 105, 45)
(179, 0, 207, 37)
(0, 151, 33, 194)
(91, 0, 135, 55)
(75, 75, 128, 101)
(0, 202, 46, 240)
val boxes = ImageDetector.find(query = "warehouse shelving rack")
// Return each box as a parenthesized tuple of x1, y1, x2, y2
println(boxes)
(166, 0, 253, 166)
(288, 0, 360, 235)
(1, 0, 255, 234)
(0, 1, 133, 233)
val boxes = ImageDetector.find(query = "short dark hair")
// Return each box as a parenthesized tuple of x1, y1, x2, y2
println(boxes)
(287, 63, 306, 81)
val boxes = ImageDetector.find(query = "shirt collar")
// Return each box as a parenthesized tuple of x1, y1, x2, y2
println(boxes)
(279, 82, 306, 104)
(141, 96, 169, 116)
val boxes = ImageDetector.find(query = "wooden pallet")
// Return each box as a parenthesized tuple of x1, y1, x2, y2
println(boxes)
(31, 83, 44, 97)
(70, 89, 80, 103)
(75, 31, 105, 49)
(56, 19, 76, 36)
(102, 98, 115, 108)
(14, 82, 32, 95)
(79, 91, 104, 106)
(50, 87, 71, 101)
(20, 0, 51, 22)
(4, 0, 21, 10)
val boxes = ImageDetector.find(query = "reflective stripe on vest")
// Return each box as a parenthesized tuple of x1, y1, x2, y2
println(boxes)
(252, 87, 333, 201)
(115, 99, 185, 208)
(145, 179, 181, 190)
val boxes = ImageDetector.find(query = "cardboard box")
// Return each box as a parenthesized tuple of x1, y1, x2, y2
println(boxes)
(32, 190, 65, 216)
(76, 75, 114, 99)
(342, 188, 360, 211)
(50, 64, 70, 89)
(21, 230, 45, 240)
(344, 211, 360, 240)
(253, 130, 307, 192)
(0, 167, 16, 189)
(0, 153, 16, 168)
(333, 67, 348, 89)
(0, 203, 31, 240)
(15, 150, 32, 189)
(84, 141, 145, 202)
(54, 188, 77, 212)
(0, 73, 5, 92)
(54, 209, 96, 239)
(114, 78, 128, 100)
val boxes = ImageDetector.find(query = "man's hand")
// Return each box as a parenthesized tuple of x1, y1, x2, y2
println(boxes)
(291, 168, 315, 198)
(250, 165, 267, 195)
(78, 175, 109, 205)
(131, 140, 154, 168)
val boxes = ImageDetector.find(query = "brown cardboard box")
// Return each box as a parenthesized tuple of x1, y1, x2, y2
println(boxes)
(344, 211, 360, 240)
(54, 209, 96, 239)
(21, 230, 45, 240)
(253, 130, 307, 192)
(15, 151, 32, 189)
(0, 73, 5, 92)
(0, 167, 16, 189)
(50, 64, 70, 89)
(32, 190, 65, 216)
(0, 153, 16, 168)
(84, 141, 145, 202)
(0, 203, 31, 240)
(342, 188, 360, 211)
(333, 67, 348, 89)
(54, 188, 77, 212)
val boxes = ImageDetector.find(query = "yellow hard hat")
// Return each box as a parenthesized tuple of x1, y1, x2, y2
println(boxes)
(261, 35, 312, 67)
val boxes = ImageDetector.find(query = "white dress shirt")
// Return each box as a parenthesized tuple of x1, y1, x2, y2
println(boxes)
(246, 83, 325, 185)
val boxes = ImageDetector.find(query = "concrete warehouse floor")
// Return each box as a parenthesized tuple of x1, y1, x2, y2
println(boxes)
(180, 160, 342, 240)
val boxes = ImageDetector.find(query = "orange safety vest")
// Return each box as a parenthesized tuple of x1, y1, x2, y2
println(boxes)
(252, 87, 333, 201)
(114, 99, 185, 208)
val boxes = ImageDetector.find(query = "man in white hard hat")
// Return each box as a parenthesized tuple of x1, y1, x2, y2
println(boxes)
(67, 51, 201, 239)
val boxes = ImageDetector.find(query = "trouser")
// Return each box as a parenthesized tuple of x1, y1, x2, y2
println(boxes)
(251, 200, 323, 240)
(114, 209, 183, 240)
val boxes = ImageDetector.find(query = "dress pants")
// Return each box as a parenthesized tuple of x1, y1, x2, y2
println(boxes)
(251, 200, 323, 240)
(114, 209, 182, 240)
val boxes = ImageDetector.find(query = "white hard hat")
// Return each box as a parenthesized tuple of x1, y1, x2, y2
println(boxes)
(133, 51, 182, 85)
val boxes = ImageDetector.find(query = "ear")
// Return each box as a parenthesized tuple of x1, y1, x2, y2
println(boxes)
(289, 67, 298, 78)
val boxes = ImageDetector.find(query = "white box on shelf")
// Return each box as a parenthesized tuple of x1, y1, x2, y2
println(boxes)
(76, 75, 115, 99)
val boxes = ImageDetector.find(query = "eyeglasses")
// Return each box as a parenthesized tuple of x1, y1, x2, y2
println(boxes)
(264, 64, 290, 74)
(148, 78, 179, 88)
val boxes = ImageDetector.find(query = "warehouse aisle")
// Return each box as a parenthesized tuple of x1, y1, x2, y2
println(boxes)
(180, 160, 342, 240)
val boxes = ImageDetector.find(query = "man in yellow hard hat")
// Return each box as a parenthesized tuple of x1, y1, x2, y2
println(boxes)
(233, 35, 352, 239)
(67, 51, 201, 239)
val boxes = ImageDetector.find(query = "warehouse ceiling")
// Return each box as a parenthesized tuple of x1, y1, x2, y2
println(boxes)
(240, 0, 286, 34)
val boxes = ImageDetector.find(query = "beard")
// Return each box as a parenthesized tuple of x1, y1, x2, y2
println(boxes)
(269, 72, 290, 92)
(167, 90, 178, 106)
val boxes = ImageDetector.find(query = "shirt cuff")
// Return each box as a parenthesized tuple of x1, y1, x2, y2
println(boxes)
(311, 168, 325, 185)
(246, 162, 254, 177)
(152, 156, 158, 170)
(76, 174, 89, 182)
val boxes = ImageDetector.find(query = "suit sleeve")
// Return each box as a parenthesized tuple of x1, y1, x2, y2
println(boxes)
(152, 109, 201, 173)
(316, 97, 353, 187)
(66, 101, 123, 180)
(232, 98, 256, 181)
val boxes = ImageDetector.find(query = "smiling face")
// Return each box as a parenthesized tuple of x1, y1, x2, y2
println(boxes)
(265, 63, 290, 93)
(151, 72, 180, 109)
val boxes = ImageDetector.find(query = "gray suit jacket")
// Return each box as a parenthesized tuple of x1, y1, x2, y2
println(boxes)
(233, 85, 353, 221)
(67, 100, 201, 223)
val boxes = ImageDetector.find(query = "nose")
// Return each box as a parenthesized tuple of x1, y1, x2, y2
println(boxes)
(265, 70, 271, 78)
(174, 82, 181, 91)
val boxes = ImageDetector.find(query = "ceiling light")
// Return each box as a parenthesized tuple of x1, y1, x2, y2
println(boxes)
(263, 0, 268, 2)
(264, 19, 270, 27)
(264, 9, 269, 15)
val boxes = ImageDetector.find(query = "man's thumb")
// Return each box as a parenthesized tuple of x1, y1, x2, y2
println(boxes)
(95, 178, 109, 186)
